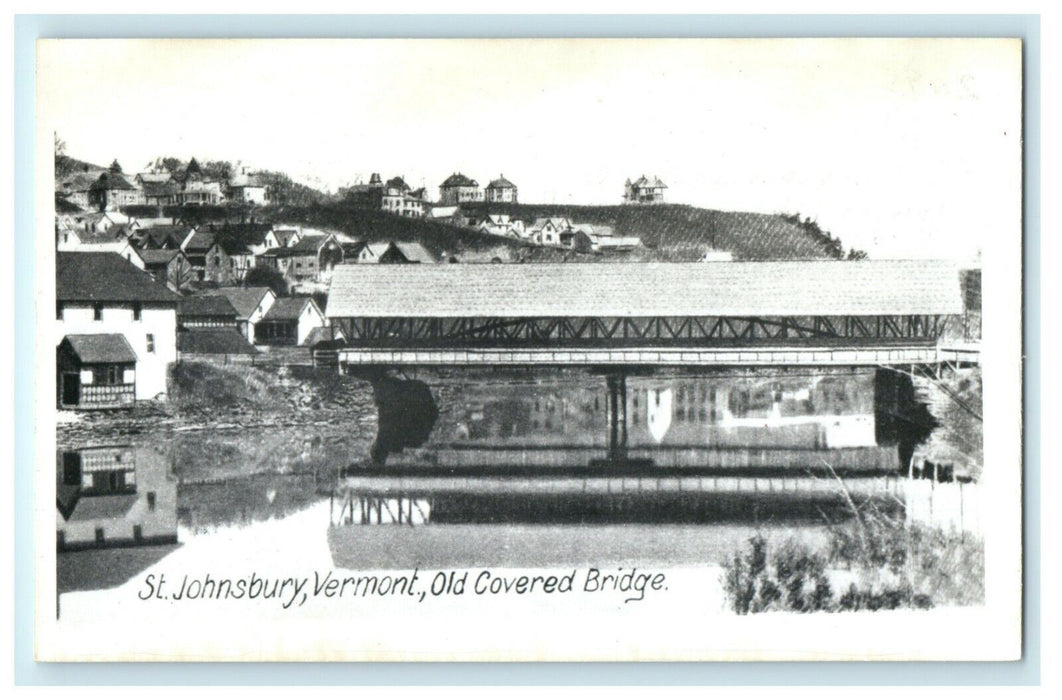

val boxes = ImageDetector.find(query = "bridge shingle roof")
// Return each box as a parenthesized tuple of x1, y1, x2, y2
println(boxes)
(326, 260, 964, 319)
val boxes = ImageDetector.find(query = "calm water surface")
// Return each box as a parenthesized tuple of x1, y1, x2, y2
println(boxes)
(58, 367, 974, 599)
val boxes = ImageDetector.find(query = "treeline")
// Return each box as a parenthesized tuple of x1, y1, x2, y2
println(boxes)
(144, 156, 329, 207)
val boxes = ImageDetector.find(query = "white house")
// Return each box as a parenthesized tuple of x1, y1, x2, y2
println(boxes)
(528, 217, 572, 246)
(228, 169, 269, 205)
(56, 252, 180, 406)
(254, 297, 328, 346)
(476, 214, 524, 238)
(196, 287, 277, 344)
(484, 175, 518, 203)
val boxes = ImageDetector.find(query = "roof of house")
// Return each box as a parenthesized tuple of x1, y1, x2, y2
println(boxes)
(57, 252, 182, 303)
(181, 230, 216, 253)
(632, 175, 667, 189)
(136, 172, 172, 184)
(179, 295, 239, 318)
(67, 493, 139, 522)
(289, 234, 335, 253)
(135, 226, 191, 249)
(440, 172, 478, 188)
(196, 287, 274, 320)
(487, 176, 516, 190)
(57, 172, 100, 193)
(229, 172, 265, 188)
(218, 239, 253, 256)
(90, 173, 137, 191)
(388, 241, 436, 263)
(55, 194, 83, 214)
(385, 176, 410, 191)
(61, 333, 138, 364)
(327, 260, 964, 319)
(263, 297, 319, 321)
(530, 217, 572, 231)
(272, 229, 300, 246)
(141, 180, 181, 197)
(136, 249, 182, 266)
(177, 328, 259, 355)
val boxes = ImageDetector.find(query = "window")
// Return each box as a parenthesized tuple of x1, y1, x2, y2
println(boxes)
(213, 255, 221, 267)
(146, 334, 155, 353)
(133, 303, 142, 321)
(147, 492, 156, 511)
(93, 304, 103, 321)
(95, 365, 122, 385)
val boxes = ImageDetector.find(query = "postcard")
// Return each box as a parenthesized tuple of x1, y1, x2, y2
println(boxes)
(34, 38, 1022, 661)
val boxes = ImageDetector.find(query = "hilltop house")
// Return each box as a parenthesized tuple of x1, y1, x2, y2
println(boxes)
(195, 287, 276, 343)
(484, 175, 518, 203)
(623, 175, 667, 205)
(227, 168, 269, 205)
(89, 172, 144, 211)
(345, 173, 428, 218)
(56, 252, 180, 408)
(56, 172, 101, 211)
(141, 180, 181, 207)
(255, 297, 328, 346)
(439, 173, 483, 205)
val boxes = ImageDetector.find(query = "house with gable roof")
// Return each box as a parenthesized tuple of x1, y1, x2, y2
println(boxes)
(623, 175, 667, 204)
(527, 217, 573, 247)
(254, 297, 328, 346)
(89, 172, 145, 211)
(258, 233, 344, 283)
(56, 252, 181, 407)
(194, 287, 277, 343)
(227, 168, 269, 205)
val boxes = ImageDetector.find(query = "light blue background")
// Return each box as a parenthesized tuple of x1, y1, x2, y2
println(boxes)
(14, 14, 1041, 685)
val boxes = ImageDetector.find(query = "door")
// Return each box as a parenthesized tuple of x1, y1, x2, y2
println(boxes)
(61, 373, 80, 406)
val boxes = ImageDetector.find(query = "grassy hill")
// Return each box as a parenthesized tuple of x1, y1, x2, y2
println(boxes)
(259, 203, 527, 258)
(461, 202, 844, 260)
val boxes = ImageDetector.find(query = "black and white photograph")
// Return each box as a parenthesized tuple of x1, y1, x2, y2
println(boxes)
(34, 38, 1022, 661)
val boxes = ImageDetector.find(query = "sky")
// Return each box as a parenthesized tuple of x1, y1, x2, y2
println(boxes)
(38, 38, 1021, 259)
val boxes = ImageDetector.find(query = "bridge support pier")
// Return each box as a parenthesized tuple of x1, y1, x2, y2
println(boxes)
(605, 374, 629, 463)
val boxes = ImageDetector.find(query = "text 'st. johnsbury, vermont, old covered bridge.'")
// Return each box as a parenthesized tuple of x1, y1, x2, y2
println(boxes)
(324, 260, 974, 368)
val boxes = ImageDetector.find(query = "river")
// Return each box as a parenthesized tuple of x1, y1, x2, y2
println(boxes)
(55, 365, 981, 608)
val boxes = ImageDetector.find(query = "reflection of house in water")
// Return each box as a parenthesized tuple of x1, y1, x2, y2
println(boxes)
(627, 374, 876, 448)
(56, 446, 181, 611)
(57, 445, 178, 550)
(450, 383, 605, 445)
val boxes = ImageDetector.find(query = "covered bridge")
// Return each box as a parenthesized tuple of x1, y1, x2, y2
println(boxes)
(325, 260, 967, 367)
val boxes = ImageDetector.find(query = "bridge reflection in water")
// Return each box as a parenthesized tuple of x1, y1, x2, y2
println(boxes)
(330, 367, 975, 568)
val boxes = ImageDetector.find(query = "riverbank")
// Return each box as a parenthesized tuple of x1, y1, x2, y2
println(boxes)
(56, 361, 377, 450)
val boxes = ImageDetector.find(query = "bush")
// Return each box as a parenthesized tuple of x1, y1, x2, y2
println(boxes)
(723, 535, 833, 614)
(721, 511, 984, 614)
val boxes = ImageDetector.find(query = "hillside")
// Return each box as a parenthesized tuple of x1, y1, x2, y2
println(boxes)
(257, 203, 527, 258)
(461, 202, 843, 260)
